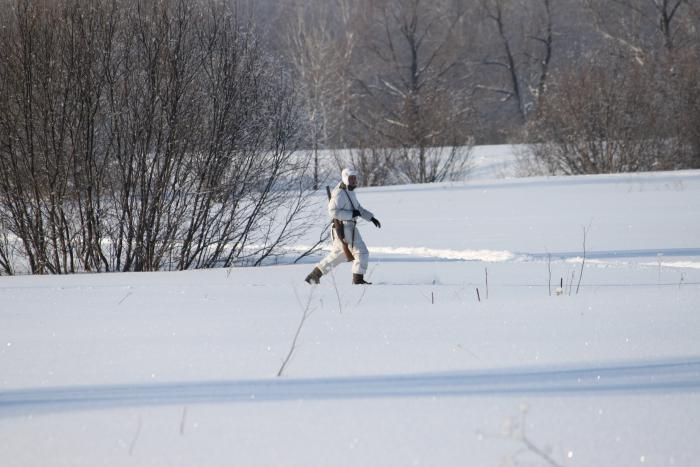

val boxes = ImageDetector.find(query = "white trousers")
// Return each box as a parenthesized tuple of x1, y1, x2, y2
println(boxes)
(317, 223, 369, 275)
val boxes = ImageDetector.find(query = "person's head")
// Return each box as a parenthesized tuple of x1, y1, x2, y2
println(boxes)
(341, 168, 359, 189)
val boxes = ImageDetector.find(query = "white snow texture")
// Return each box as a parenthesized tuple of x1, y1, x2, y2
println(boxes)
(1, 146, 699, 467)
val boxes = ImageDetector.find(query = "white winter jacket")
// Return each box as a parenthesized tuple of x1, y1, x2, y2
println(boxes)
(328, 184, 374, 223)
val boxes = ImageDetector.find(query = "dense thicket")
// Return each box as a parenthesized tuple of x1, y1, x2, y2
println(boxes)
(0, 0, 311, 274)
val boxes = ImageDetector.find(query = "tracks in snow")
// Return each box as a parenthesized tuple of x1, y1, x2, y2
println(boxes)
(2, 358, 699, 417)
(368, 246, 700, 263)
(290, 244, 700, 267)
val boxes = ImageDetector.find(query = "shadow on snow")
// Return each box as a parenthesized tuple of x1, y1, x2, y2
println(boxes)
(1, 357, 699, 418)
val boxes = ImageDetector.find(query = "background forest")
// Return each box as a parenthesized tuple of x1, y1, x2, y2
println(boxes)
(0, 0, 698, 274)
(256, 0, 700, 178)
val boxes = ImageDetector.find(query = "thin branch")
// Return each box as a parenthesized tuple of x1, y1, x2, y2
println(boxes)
(329, 267, 343, 314)
(277, 285, 316, 377)
(547, 252, 552, 296)
(576, 225, 588, 294)
(179, 406, 188, 435)
(128, 416, 143, 456)
(522, 436, 565, 467)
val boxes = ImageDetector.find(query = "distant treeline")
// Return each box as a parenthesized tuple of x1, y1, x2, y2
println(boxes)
(254, 0, 700, 177)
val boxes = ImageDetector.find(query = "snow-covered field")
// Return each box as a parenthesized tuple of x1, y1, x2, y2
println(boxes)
(1, 152, 699, 466)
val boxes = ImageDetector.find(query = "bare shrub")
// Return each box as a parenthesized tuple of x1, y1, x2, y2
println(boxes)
(671, 50, 700, 169)
(513, 145, 549, 177)
(332, 144, 471, 187)
(0, 0, 112, 273)
(333, 147, 398, 187)
(0, 217, 14, 275)
(527, 62, 684, 174)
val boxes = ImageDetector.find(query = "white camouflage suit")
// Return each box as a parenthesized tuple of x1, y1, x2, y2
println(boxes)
(317, 178, 375, 275)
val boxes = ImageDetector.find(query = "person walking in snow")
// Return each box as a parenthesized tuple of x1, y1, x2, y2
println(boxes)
(305, 168, 381, 285)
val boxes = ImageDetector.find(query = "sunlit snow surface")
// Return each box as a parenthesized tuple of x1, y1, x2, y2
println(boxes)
(1, 151, 699, 466)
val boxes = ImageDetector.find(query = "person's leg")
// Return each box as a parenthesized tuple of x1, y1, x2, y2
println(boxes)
(350, 230, 370, 284)
(305, 239, 347, 284)
(318, 239, 349, 274)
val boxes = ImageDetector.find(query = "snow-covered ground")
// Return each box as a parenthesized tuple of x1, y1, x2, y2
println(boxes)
(1, 158, 699, 466)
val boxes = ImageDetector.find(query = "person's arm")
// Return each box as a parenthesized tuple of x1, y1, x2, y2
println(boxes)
(328, 187, 353, 221)
(355, 195, 380, 228)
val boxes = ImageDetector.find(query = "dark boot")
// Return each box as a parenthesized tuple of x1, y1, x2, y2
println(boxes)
(352, 273, 371, 285)
(305, 267, 323, 285)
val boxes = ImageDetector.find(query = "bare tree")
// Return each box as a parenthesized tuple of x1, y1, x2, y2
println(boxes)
(586, 0, 700, 172)
(352, 0, 472, 184)
(478, 0, 554, 123)
(585, 0, 698, 63)
(279, 0, 360, 189)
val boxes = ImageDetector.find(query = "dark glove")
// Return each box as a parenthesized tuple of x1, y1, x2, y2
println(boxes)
(371, 217, 381, 228)
(352, 209, 361, 218)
